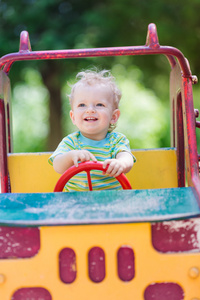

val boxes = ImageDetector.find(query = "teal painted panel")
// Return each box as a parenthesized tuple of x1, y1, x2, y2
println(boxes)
(0, 187, 199, 226)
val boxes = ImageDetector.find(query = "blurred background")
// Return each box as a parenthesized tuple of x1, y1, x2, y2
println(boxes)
(0, 0, 200, 153)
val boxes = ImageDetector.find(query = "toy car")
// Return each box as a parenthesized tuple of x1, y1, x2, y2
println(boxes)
(0, 23, 199, 300)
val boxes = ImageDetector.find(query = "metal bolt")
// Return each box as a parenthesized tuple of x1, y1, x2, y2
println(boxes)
(194, 109, 199, 118)
(188, 267, 200, 278)
(192, 75, 198, 84)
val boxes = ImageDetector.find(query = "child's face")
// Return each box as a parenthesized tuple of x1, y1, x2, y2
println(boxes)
(70, 83, 120, 140)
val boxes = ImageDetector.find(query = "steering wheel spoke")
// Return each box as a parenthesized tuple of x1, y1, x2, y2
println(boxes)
(86, 170, 93, 191)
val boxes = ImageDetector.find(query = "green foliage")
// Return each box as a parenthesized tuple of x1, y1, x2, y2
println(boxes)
(112, 64, 170, 149)
(1, 0, 200, 152)
(12, 69, 49, 152)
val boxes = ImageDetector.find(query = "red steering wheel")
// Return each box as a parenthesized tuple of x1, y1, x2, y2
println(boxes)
(54, 161, 132, 192)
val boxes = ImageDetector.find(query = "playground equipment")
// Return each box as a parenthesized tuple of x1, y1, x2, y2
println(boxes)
(0, 23, 200, 299)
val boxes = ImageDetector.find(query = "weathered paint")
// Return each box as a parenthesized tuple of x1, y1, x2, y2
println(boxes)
(0, 223, 199, 299)
(0, 187, 198, 226)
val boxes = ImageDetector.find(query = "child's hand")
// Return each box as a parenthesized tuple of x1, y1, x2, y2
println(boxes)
(102, 152, 134, 177)
(71, 150, 97, 167)
(102, 159, 124, 177)
(53, 150, 97, 174)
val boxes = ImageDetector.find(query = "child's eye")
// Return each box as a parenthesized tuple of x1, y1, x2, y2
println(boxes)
(78, 103, 85, 107)
(96, 103, 105, 107)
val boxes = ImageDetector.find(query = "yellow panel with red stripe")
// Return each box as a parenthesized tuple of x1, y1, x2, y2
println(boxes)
(8, 148, 178, 193)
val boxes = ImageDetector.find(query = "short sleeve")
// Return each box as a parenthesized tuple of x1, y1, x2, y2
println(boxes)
(48, 134, 77, 166)
(111, 133, 136, 163)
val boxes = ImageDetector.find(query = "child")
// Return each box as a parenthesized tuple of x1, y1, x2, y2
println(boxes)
(49, 69, 136, 191)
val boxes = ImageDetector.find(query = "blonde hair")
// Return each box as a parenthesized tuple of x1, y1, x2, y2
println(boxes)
(69, 69, 122, 109)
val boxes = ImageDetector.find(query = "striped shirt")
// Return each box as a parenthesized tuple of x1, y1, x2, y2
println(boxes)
(49, 131, 135, 192)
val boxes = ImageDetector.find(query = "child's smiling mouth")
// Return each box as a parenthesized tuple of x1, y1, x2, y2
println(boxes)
(84, 117, 98, 122)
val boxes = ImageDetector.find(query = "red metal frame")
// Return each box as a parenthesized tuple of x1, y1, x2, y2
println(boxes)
(0, 98, 9, 193)
(0, 24, 192, 78)
(0, 71, 12, 193)
(0, 23, 199, 202)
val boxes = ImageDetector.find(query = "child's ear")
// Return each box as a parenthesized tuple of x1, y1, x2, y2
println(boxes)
(70, 110, 76, 125)
(111, 109, 120, 124)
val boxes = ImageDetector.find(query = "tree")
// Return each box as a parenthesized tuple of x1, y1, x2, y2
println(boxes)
(1, 0, 200, 150)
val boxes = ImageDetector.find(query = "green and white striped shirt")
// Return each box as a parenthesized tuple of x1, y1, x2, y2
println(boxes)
(49, 131, 135, 192)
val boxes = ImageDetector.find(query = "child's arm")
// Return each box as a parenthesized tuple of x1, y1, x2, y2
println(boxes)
(102, 151, 134, 177)
(53, 150, 97, 174)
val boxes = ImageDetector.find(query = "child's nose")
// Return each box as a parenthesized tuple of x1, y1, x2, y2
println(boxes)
(86, 105, 95, 113)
